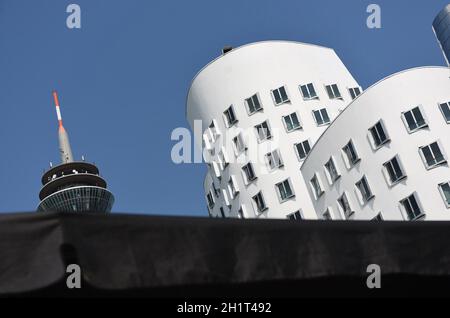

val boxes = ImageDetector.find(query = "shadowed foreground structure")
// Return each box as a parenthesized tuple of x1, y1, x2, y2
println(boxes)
(1, 212, 450, 298)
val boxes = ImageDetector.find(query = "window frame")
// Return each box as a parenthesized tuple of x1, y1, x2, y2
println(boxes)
(342, 139, 360, 168)
(368, 119, 390, 150)
(355, 175, 375, 204)
(401, 105, 428, 133)
(418, 140, 447, 170)
(312, 108, 331, 126)
(338, 192, 354, 219)
(348, 86, 362, 100)
(276, 178, 295, 202)
(223, 105, 238, 127)
(242, 162, 257, 184)
(287, 210, 303, 220)
(383, 155, 407, 186)
(294, 139, 312, 161)
(245, 93, 263, 115)
(265, 149, 284, 171)
(299, 82, 319, 100)
(324, 157, 340, 184)
(271, 85, 290, 106)
(282, 112, 302, 132)
(399, 193, 425, 221)
(438, 181, 450, 208)
(255, 120, 272, 142)
(232, 133, 247, 155)
(252, 191, 268, 214)
(325, 83, 342, 100)
(438, 101, 450, 123)
(228, 176, 239, 199)
(310, 174, 324, 200)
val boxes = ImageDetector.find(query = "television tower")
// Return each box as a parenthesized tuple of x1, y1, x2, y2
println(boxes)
(37, 91, 114, 213)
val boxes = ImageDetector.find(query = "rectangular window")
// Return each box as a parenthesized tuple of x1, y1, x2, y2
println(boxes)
(206, 191, 215, 209)
(356, 176, 374, 203)
(325, 157, 340, 183)
(265, 149, 283, 170)
(287, 210, 302, 220)
(420, 141, 446, 169)
(228, 177, 239, 198)
(271, 86, 290, 105)
(310, 174, 323, 199)
(299, 83, 318, 100)
(338, 193, 353, 219)
(238, 207, 245, 219)
(242, 163, 257, 183)
(207, 120, 219, 143)
(402, 106, 427, 132)
(373, 213, 383, 221)
(325, 84, 342, 99)
(220, 207, 226, 218)
(383, 156, 406, 185)
(439, 102, 450, 123)
(313, 108, 330, 126)
(342, 140, 360, 167)
(253, 191, 267, 213)
(439, 182, 450, 207)
(348, 87, 361, 100)
(233, 133, 246, 154)
(323, 209, 332, 220)
(400, 193, 424, 220)
(276, 179, 295, 201)
(212, 182, 220, 197)
(245, 94, 263, 115)
(295, 140, 311, 161)
(255, 121, 272, 141)
(217, 150, 228, 170)
(369, 120, 390, 148)
(283, 112, 301, 132)
(223, 105, 238, 127)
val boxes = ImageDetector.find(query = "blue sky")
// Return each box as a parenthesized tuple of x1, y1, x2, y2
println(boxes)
(0, 0, 447, 216)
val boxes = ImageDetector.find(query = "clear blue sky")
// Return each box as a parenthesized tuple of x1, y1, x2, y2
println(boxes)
(0, 0, 447, 216)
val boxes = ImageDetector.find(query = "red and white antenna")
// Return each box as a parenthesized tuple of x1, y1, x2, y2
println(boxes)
(52, 91, 74, 163)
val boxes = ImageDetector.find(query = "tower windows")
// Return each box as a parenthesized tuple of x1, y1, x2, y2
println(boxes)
(223, 105, 238, 127)
(369, 120, 390, 149)
(438, 182, 450, 207)
(283, 112, 302, 132)
(383, 156, 406, 185)
(287, 210, 302, 220)
(342, 140, 360, 167)
(338, 192, 354, 219)
(325, 84, 342, 99)
(245, 94, 263, 115)
(276, 178, 295, 202)
(348, 87, 362, 99)
(402, 106, 427, 133)
(299, 83, 318, 100)
(265, 149, 284, 171)
(271, 86, 290, 105)
(439, 101, 450, 123)
(419, 141, 447, 169)
(255, 121, 272, 141)
(355, 176, 374, 203)
(242, 162, 257, 184)
(400, 193, 424, 220)
(295, 140, 311, 161)
(313, 108, 330, 126)
(253, 191, 268, 213)
(324, 157, 340, 183)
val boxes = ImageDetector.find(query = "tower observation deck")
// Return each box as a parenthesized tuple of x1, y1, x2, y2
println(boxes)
(37, 91, 114, 213)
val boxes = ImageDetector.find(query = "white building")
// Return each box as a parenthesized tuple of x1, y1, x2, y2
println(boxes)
(186, 41, 361, 219)
(300, 67, 450, 221)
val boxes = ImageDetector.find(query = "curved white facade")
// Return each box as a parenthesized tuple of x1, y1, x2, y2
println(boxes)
(187, 41, 360, 219)
(300, 67, 450, 221)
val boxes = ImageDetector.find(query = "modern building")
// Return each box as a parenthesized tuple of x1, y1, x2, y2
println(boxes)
(37, 91, 114, 213)
(433, 4, 450, 65)
(300, 67, 450, 220)
(187, 41, 361, 219)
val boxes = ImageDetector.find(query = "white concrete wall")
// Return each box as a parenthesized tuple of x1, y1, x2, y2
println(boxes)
(301, 67, 450, 220)
(187, 41, 360, 219)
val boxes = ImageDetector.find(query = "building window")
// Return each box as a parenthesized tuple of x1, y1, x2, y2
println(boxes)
(287, 210, 302, 220)
(255, 121, 272, 141)
(242, 163, 257, 183)
(276, 179, 295, 202)
(212, 182, 220, 197)
(253, 191, 267, 213)
(206, 191, 215, 209)
(313, 108, 330, 126)
(325, 84, 342, 99)
(419, 141, 446, 169)
(220, 207, 226, 218)
(245, 93, 263, 115)
(439, 102, 450, 123)
(283, 112, 302, 132)
(400, 193, 424, 220)
(356, 176, 374, 203)
(238, 206, 245, 219)
(439, 182, 450, 207)
(228, 176, 239, 199)
(271, 86, 290, 105)
(223, 105, 238, 127)
(338, 193, 353, 219)
(348, 87, 361, 99)
(299, 83, 318, 100)
(295, 140, 311, 161)
(342, 140, 360, 167)
(323, 209, 332, 220)
(373, 213, 383, 221)
(369, 120, 390, 148)
(233, 133, 246, 155)
(265, 149, 283, 171)
(402, 106, 427, 133)
(325, 157, 340, 183)
(217, 149, 228, 170)
(310, 174, 323, 199)
(206, 120, 220, 144)
(384, 156, 406, 185)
